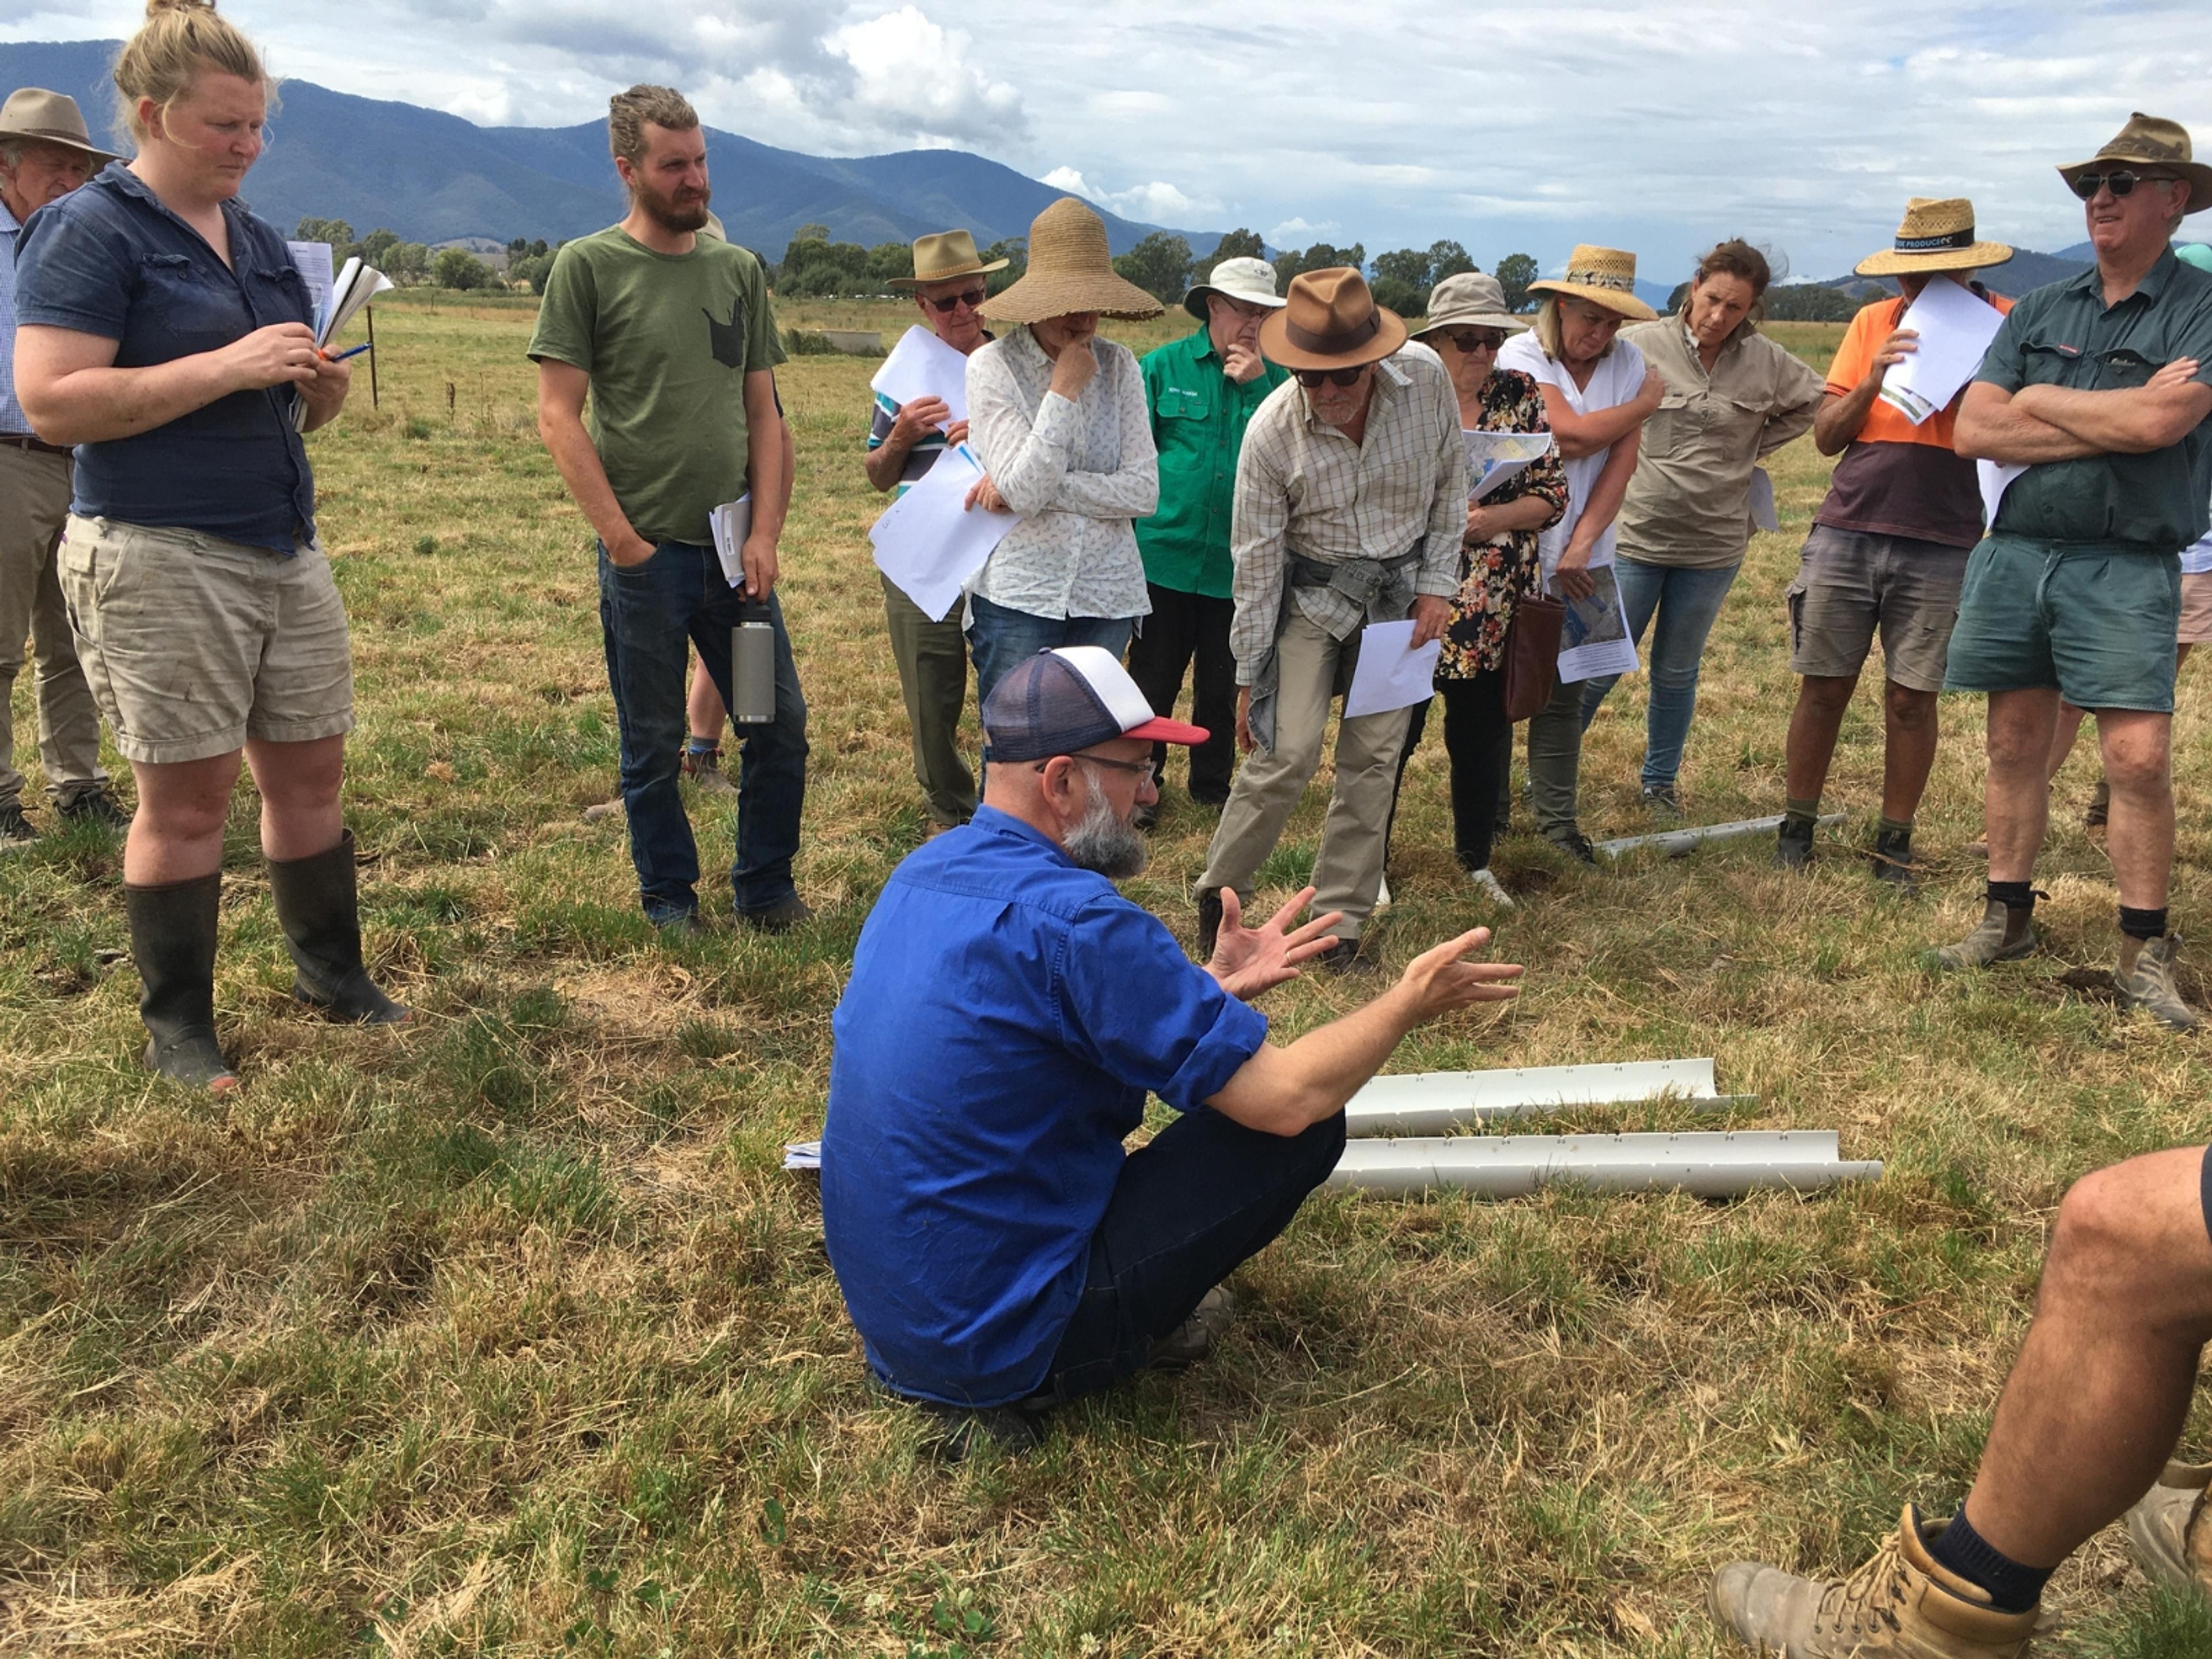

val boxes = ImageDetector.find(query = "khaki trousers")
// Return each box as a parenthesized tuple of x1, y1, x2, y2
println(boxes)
(0, 444, 104, 809)
(1200, 611, 1411, 941)
(881, 573, 975, 827)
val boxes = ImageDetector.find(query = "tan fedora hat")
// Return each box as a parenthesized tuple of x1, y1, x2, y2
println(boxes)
(975, 198, 1164, 324)
(1854, 198, 2013, 278)
(1257, 267, 1408, 372)
(1525, 245, 1657, 321)
(2059, 112, 2212, 216)
(1413, 270, 1528, 338)
(889, 228, 1008, 289)
(0, 88, 120, 166)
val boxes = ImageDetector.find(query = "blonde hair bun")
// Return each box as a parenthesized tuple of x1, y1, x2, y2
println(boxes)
(115, 0, 267, 142)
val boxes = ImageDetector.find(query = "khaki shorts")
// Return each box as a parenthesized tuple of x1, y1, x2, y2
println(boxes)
(59, 514, 355, 765)
(2181, 569, 2212, 645)
(1786, 524, 1970, 695)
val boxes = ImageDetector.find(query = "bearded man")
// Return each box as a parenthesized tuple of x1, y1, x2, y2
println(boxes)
(530, 84, 807, 934)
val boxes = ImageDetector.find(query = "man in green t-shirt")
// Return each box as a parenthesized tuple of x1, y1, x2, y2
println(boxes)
(530, 84, 807, 935)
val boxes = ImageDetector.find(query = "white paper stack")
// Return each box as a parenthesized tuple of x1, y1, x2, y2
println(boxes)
(1343, 620, 1441, 718)
(1878, 278, 2006, 425)
(870, 325, 971, 423)
(1464, 429, 1554, 502)
(710, 497, 754, 590)
(868, 442, 1017, 620)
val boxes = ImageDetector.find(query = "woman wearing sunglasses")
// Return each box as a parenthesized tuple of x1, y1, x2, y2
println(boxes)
(1392, 272, 1567, 904)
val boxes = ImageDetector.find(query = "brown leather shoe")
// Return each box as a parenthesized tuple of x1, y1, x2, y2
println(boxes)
(1148, 1284, 1236, 1370)
(2126, 1460, 2212, 1600)
(1709, 1506, 2039, 1657)
(2114, 934, 2202, 1031)
(1926, 899, 2036, 973)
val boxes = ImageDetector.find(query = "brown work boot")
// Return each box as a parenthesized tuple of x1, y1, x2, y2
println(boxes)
(1148, 1284, 1236, 1370)
(2114, 934, 2202, 1031)
(1926, 899, 2036, 973)
(2124, 1460, 2212, 1601)
(1709, 1506, 2039, 1657)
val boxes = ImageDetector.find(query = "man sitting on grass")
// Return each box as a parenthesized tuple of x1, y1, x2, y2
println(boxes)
(820, 646, 1522, 1454)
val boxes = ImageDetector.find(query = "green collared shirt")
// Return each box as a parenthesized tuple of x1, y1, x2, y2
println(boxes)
(1134, 325, 1289, 597)
(1979, 248, 2212, 552)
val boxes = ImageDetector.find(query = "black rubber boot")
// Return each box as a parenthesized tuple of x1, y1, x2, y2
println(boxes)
(126, 873, 238, 1091)
(266, 830, 410, 1023)
(1773, 813, 1815, 870)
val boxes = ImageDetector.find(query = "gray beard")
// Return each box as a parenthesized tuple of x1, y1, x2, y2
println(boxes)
(1063, 781, 1148, 880)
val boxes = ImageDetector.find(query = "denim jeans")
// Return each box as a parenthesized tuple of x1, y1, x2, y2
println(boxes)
(597, 541, 808, 922)
(966, 593, 1135, 712)
(1038, 1104, 1346, 1403)
(1578, 556, 1741, 791)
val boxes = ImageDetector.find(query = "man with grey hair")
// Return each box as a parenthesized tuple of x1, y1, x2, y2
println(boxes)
(0, 88, 129, 846)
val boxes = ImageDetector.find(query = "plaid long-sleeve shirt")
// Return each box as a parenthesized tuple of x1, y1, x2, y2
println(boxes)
(1228, 342, 1468, 682)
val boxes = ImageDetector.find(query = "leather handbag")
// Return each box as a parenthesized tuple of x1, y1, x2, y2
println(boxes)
(1502, 593, 1565, 723)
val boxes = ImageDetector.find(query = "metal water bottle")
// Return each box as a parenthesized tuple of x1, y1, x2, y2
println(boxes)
(730, 600, 776, 725)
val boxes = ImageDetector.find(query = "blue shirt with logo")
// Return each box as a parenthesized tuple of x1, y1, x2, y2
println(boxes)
(821, 806, 1268, 1406)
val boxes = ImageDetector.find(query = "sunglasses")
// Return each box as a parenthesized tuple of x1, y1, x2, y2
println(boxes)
(2068, 168, 2177, 202)
(1440, 329, 1508, 353)
(1294, 366, 1368, 388)
(925, 286, 988, 313)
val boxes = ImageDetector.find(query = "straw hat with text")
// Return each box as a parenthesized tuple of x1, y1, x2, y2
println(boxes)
(975, 198, 1164, 324)
(2059, 112, 2212, 217)
(1525, 245, 1657, 321)
(1257, 267, 1407, 372)
(889, 228, 1007, 289)
(1854, 198, 2013, 278)
(0, 88, 120, 166)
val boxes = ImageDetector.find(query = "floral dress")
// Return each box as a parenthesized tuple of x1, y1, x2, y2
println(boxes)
(1434, 368, 1569, 679)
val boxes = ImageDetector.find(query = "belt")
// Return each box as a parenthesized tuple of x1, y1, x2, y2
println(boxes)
(0, 433, 69, 457)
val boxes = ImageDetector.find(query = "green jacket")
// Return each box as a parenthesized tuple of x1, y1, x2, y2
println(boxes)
(1134, 325, 1289, 597)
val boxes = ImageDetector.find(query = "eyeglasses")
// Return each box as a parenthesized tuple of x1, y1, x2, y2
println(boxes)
(2068, 169, 2178, 202)
(1440, 329, 1507, 353)
(1041, 751, 1157, 785)
(1293, 366, 1368, 388)
(925, 286, 988, 313)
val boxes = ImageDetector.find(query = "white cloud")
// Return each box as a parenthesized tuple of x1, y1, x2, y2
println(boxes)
(1268, 217, 1338, 247)
(1042, 166, 1092, 195)
(824, 7, 1024, 145)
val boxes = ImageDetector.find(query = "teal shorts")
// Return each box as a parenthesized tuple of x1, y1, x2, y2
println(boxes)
(1943, 533, 2181, 713)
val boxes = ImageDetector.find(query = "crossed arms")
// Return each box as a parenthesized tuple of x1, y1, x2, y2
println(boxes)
(1956, 360, 2212, 465)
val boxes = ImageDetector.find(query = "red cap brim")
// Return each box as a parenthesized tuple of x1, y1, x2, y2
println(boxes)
(1126, 715, 1209, 746)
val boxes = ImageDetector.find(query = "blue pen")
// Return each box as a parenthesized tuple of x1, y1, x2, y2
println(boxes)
(327, 342, 372, 362)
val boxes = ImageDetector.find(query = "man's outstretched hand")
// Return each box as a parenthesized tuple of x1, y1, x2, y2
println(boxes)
(1396, 926, 1524, 1019)
(1206, 885, 1344, 1001)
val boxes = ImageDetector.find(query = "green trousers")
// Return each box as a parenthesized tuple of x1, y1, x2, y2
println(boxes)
(1525, 670, 1584, 843)
(881, 574, 975, 828)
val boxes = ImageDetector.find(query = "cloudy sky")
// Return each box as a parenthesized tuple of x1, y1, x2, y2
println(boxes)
(12, 1, 2211, 279)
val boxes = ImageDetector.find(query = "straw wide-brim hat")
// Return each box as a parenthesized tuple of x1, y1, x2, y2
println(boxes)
(976, 198, 1164, 324)
(1412, 270, 1527, 338)
(1854, 198, 2013, 277)
(1181, 255, 1286, 320)
(2058, 112, 2212, 217)
(890, 228, 1007, 288)
(1525, 245, 1657, 321)
(0, 88, 120, 165)
(1257, 267, 1407, 372)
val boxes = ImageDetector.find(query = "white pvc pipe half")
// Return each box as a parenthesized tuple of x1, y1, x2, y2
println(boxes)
(1326, 1131, 1883, 1198)
(1344, 1058, 1748, 1137)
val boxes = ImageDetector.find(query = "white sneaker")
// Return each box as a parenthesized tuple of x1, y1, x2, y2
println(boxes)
(1466, 866, 1514, 908)
(1374, 873, 1392, 912)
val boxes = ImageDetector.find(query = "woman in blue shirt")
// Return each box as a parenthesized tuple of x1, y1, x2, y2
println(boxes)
(15, 0, 406, 1091)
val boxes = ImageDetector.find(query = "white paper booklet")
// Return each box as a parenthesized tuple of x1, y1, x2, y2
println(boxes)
(1342, 620, 1442, 719)
(286, 240, 336, 336)
(710, 496, 754, 590)
(1555, 564, 1639, 685)
(1878, 278, 2005, 425)
(319, 256, 393, 347)
(1748, 466, 1779, 534)
(870, 325, 971, 425)
(1464, 429, 1554, 502)
(1977, 460, 2025, 530)
(869, 442, 1017, 621)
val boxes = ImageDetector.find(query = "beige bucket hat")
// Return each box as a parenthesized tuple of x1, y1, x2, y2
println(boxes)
(1413, 271, 1527, 338)
(976, 198, 1164, 324)
(1525, 245, 1657, 321)
(2059, 112, 2212, 216)
(1181, 255, 1285, 319)
(0, 88, 120, 166)
(890, 228, 1008, 288)
(1257, 267, 1407, 372)
(1854, 198, 2013, 277)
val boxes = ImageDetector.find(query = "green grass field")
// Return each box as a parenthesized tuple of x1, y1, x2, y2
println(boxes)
(5, 291, 2210, 1656)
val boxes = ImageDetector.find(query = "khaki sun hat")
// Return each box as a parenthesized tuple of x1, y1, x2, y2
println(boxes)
(1854, 198, 2014, 277)
(1181, 255, 1285, 320)
(975, 198, 1164, 324)
(890, 228, 1008, 289)
(1413, 271, 1527, 338)
(1525, 245, 1657, 322)
(2058, 112, 2212, 216)
(1257, 267, 1408, 372)
(0, 88, 120, 166)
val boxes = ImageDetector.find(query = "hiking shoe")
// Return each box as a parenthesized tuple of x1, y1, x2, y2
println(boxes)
(1709, 1505, 2039, 1658)
(1196, 887, 1226, 957)
(1775, 813, 1815, 870)
(1927, 899, 2036, 972)
(2115, 934, 2202, 1031)
(918, 1400, 1050, 1462)
(1870, 825, 1919, 894)
(1465, 866, 1514, 907)
(739, 895, 815, 934)
(1317, 938, 1376, 977)
(2124, 1460, 2212, 1601)
(1149, 1284, 1236, 1370)
(59, 788, 131, 831)
(681, 743, 738, 798)
(1548, 830, 1597, 865)
(1641, 783, 1681, 820)
(653, 908, 702, 938)
(2085, 777, 2111, 832)
(0, 801, 36, 851)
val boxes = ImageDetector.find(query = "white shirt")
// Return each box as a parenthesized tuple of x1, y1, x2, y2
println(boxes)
(2184, 488, 2212, 575)
(1496, 331, 1647, 572)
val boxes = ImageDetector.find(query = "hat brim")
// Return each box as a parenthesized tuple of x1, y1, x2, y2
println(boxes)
(976, 267, 1165, 324)
(1854, 240, 2014, 277)
(1257, 304, 1408, 372)
(1524, 279, 1657, 321)
(1413, 311, 1529, 338)
(0, 130, 121, 166)
(1182, 282, 1289, 320)
(888, 257, 1010, 289)
(1126, 715, 1209, 747)
(2056, 160, 2212, 217)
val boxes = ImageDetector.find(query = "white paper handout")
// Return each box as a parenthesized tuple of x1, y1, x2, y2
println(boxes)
(1978, 460, 2025, 529)
(869, 442, 1017, 621)
(1342, 620, 1442, 719)
(286, 240, 336, 336)
(1555, 564, 1639, 685)
(1748, 466, 1779, 534)
(1464, 429, 1555, 502)
(870, 325, 971, 425)
(1878, 278, 2006, 425)
(709, 496, 753, 589)
(317, 256, 393, 348)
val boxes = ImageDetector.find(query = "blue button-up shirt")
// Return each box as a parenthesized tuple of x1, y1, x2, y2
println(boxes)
(14, 162, 317, 552)
(821, 806, 1268, 1406)
(0, 197, 32, 437)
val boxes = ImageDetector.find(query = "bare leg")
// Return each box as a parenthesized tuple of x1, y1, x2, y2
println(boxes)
(244, 734, 346, 861)
(124, 752, 243, 885)
(2046, 701, 2090, 786)
(1878, 681, 1940, 823)
(1984, 688, 2061, 884)
(1963, 1147, 2212, 1567)
(1782, 673, 1857, 803)
(2096, 708, 2175, 911)
(688, 656, 726, 745)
